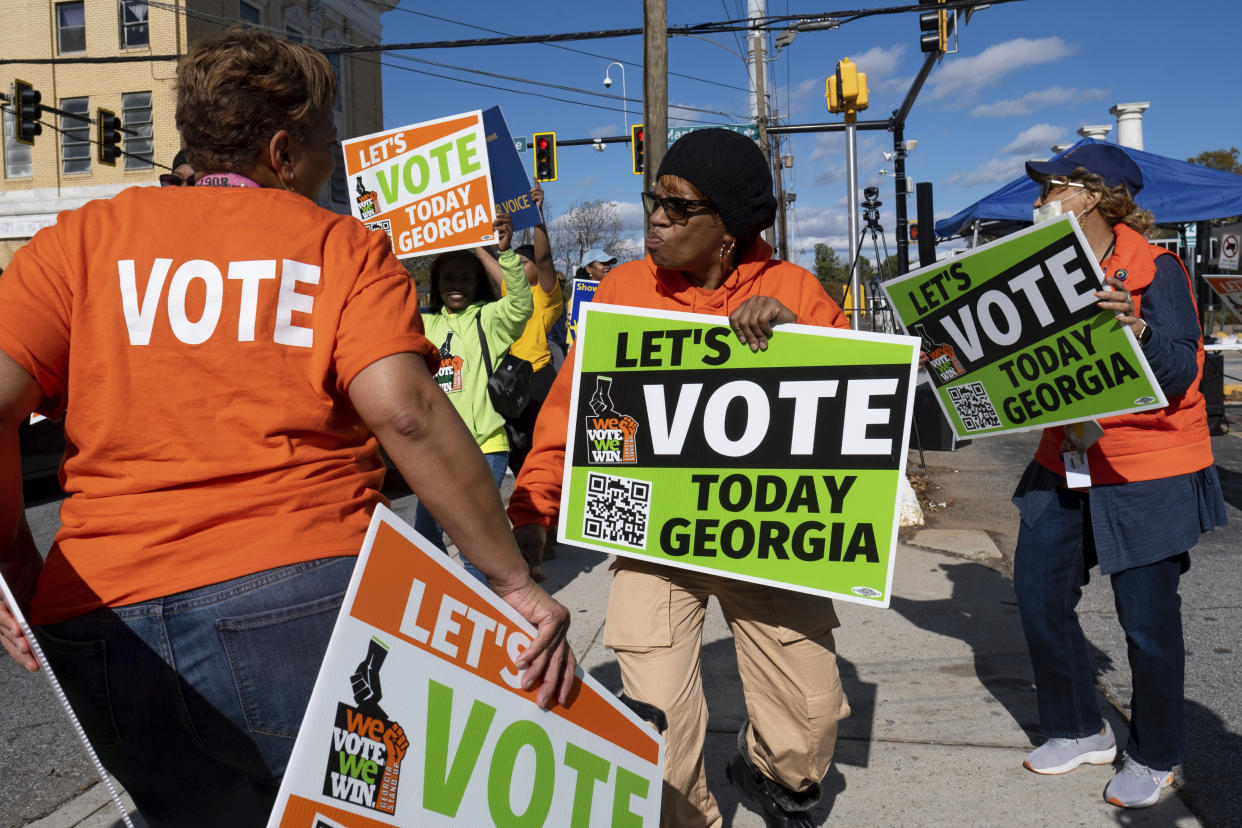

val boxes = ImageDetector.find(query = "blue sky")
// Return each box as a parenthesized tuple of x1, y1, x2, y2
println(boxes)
(375, 0, 1241, 270)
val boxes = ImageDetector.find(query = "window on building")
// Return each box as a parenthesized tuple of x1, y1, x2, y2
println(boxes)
(60, 97, 91, 175)
(238, 1, 260, 26)
(327, 52, 344, 112)
(330, 142, 347, 205)
(122, 91, 154, 169)
(119, 0, 149, 48)
(3, 89, 34, 178)
(57, 1, 87, 53)
(285, 26, 303, 43)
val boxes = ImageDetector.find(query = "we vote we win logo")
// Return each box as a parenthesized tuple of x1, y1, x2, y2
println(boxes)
(322, 638, 407, 815)
(584, 376, 639, 464)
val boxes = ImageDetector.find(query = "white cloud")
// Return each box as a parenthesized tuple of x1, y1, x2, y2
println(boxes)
(926, 37, 1077, 104)
(1000, 123, 1067, 156)
(945, 156, 1027, 187)
(971, 86, 1110, 118)
(590, 125, 620, 138)
(668, 104, 705, 126)
(849, 44, 907, 86)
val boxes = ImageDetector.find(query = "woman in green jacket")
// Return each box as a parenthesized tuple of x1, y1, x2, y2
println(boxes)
(415, 214, 533, 572)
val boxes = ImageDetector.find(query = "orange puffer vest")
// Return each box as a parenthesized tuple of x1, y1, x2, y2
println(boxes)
(1034, 223, 1213, 483)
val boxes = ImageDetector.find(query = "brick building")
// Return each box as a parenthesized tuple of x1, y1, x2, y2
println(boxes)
(0, 0, 397, 268)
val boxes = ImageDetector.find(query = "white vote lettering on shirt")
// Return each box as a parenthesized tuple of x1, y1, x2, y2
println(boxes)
(118, 258, 319, 347)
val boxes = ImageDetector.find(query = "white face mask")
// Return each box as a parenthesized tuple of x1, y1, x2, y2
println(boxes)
(1032, 188, 1087, 224)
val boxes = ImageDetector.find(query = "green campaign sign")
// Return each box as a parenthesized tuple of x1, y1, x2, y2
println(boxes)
(879, 217, 1166, 439)
(558, 303, 920, 608)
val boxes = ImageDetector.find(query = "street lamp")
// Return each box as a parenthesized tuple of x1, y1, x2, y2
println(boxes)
(603, 62, 628, 135)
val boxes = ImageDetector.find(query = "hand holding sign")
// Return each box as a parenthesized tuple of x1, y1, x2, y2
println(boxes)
(494, 211, 513, 253)
(530, 182, 545, 218)
(492, 577, 576, 708)
(729, 295, 797, 352)
(1095, 274, 1141, 333)
(513, 523, 548, 584)
(0, 599, 38, 672)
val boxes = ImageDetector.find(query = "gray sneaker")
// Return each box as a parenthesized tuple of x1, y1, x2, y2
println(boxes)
(1023, 721, 1117, 774)
(1105, 754, 1174, 808)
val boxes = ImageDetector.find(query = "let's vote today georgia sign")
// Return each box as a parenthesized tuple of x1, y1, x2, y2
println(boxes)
(880, 216, 1166, 439)
(268, 505, 664, 827)
(558, 304, 920, 608)
(342, 111, 497, 259)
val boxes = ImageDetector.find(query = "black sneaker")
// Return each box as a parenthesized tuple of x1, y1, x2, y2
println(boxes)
(725, 751, 819, 828)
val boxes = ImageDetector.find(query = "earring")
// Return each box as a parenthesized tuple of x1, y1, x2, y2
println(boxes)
(720, 240, 736, 262)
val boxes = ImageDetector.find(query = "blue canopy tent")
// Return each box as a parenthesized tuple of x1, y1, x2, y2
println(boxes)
(936, 137, 1242, 239)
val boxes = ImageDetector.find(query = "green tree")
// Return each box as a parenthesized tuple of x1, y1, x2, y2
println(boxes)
(1187, 148, 1242, 222)
(1187, 147, 1242, 175)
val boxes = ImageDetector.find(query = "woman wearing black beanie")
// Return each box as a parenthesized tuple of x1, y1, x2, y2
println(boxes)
(509, 128, 851, 827)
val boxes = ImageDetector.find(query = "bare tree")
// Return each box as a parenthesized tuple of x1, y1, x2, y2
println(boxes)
(549, 198, 624, 277)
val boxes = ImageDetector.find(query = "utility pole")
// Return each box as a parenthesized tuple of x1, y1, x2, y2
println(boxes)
(772, 132, 789, 260)
(643, 0, 668, 197)
(748, 0, 775, 248)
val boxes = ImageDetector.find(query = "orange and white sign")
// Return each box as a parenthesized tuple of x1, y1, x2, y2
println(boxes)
(1205, 274, 1242, 323)
(267, 505, 664, 827)
(342, 112, 497, 259)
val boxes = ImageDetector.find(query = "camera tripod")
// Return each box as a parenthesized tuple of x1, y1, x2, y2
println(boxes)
(843, 189, 898, 333)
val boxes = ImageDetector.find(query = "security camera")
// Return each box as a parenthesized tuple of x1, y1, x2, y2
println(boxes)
(603, 76, 613, 88)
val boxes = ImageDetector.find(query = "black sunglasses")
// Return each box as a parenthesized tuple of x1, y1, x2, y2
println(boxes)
(159, 173, 195, 187)
(1037, 178, 1084, 201)
(641, 191, 714, 222)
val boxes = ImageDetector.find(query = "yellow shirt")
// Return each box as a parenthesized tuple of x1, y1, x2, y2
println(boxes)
(504, 279, 562, 372)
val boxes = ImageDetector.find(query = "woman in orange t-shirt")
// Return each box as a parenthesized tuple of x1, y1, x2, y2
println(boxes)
(0, 28, 573, 826)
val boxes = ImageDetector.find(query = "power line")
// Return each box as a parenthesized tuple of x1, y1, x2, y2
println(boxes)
(390, 6, 752, 94)
(381, 51, 749, 122)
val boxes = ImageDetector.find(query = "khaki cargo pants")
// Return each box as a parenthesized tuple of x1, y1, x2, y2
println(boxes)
(603, 558, 849, 828)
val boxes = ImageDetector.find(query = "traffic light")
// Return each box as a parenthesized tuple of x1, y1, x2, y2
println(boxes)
(825, 59, 868, 117)
(15, 79, 42, 145)
(630, 123, 644, 175)
(97, 107, 122, 165)
(533, 131, 557, 182)
(919, 0, 947, 53)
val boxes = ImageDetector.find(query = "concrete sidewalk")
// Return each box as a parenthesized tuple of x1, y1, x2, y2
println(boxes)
(31, 528, 1199, 827)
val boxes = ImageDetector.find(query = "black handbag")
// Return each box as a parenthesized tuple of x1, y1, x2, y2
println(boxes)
(475, 314, 532, 420)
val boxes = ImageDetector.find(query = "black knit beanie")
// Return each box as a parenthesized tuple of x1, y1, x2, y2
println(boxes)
(656, 128, 777, 239)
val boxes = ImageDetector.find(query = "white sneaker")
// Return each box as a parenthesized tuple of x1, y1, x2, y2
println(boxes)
(1023, 721, 1117, 775)
(1105, 754, 1174, 808)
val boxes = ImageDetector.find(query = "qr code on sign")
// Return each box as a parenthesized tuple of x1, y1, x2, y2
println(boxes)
(582, 472, 651, 549)
(947, 382, 1002, 431)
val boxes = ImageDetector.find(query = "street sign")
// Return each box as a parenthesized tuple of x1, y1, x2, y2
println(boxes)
(513, 135, 527, 153)
(1220, 233, 1240, 272)
(667, 123, 759, 144)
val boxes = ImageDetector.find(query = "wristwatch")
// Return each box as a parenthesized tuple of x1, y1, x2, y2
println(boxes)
(1137, 320, 1153, 346)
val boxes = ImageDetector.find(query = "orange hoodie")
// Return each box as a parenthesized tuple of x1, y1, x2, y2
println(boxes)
(507, 239, 847, 528)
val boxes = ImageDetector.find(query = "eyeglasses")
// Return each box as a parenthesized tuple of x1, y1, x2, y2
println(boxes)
(159, 173, 195, 187)
(1037, 178, 1085, 201)
(641, 191, 715, 222)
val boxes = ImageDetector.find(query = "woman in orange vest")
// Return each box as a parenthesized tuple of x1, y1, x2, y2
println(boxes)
(1012, 143, 1226, 808)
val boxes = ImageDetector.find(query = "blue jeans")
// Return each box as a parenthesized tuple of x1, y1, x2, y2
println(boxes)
(34, 556, 355, 827)
(1013, 485, 1186, 771)
(413, 450, 507, 584)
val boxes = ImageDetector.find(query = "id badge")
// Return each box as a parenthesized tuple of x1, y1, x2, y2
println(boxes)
(1062, 450, 1092, 489)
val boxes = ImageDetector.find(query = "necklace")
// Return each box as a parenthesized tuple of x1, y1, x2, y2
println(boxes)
(1099, 236, 1116, 264)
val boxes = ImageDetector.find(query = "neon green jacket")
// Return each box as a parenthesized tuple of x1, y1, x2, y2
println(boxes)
(421, 250, 533, 453)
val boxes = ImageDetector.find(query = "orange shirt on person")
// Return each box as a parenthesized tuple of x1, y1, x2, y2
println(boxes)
(0, 186, 436, 624)
(507, 239, 847, 529)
